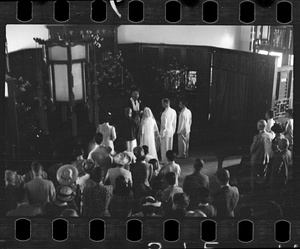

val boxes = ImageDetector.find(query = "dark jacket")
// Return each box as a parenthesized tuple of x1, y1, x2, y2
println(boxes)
(212, 185, 239, 218)
(121, 117, 138, 141)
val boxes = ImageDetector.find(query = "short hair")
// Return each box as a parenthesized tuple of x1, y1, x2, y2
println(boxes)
(61, 209, 79, 217)
(89, 167, 102, 184)
(194, 158, 204, 170)
(114, 138, 127, 153)
(271, 123, 285, 134)
(266, 109, 274, 119)
(94, 133, 103, 145)
(13, 183, 26, 203)
(278, 138, 289, 151)
(173, 193, 190, 209)
(162, 98, 170, 105)
(166, 150, 176, 161)
(286, 109, 293, 118)
(179, 100, 188, 106)
(141, 145, 149, 155)
(132, 90, 139, 95)
(31, 161, 43, 174)
(257, 119, 267, 130)
(149, 159, 159, 171)
(133, 146, 145, 161)
(215, 169, 230, 185)
(165, 172, 176, 185)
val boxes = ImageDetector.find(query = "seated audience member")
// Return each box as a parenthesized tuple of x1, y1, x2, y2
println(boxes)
(283, 109, 293, 151)
(212, 169, 239, 218)
(7, 183, 43, 217)
(104, 152, 132, 188)
(25, 161, 56, 208)
(88, 133, 113, 179)
(24, 165, 48, 183)
(108, 176, 134, 218)
(270, 138, 292, 199)
(250, 119, 273, 192)
(265, 109, 275, 139)
(45, 184, 78, 216)
(114, 138, 136, 170)
(130, 147, 153, 198)
(159, 150, 181, 186)
(271, 123, 286, 153)
(71, 145, 85, 172)
(149, 159, 161, 178)
(142, 145, 154, 163)
(76, 159, 97, 191)
(169, 193, 191, 218)
(239, 205, 254, 218)
(183, 158, 209, 207)
(161, 172, 183, 203)
(5, 170, 18, 212)
(61, 209, 79, 217)
(132, 196, 162, 217)
(187, 187, 216, 217)
(82, 167, 113, 217)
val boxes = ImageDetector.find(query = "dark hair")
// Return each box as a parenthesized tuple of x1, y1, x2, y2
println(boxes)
(197, 187, 211, 203)
(13, 183, 27, 203)
(114, 175, 130, 196)
(165, 172, 176, 186)
(162, 98, 170, 105)
(173, 193, 189, 209)
(89, 167, 102, 184)
(149, 159, 159, 171)
(94, 133, 103, 145)
(114, 138, 127, 154)
(166, 150, 176, 162)
(103, 112, 112, 123)
(61, 209, 79, 217)
(194, 158, 204, 171)
(179, 100, 188, 106)
(286, 109, 293, 118)
(216, 169, 230, 185)
(141, 145, 149, 155)
(271, 123, 285, 134)
(31, 161, 43, 174)
(133, 146, 146, 161)
(266, 109, 274, 119)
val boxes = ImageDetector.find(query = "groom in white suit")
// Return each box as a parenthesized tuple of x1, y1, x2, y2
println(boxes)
(160, 98, 177, 164)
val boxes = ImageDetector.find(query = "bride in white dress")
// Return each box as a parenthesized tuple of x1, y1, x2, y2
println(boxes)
(139, 107, 159, 159)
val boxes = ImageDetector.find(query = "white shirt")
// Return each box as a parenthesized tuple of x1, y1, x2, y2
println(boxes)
(130, 98, 140, 112)
(160, 107, 177, 138)
(177, 107, 192, 135)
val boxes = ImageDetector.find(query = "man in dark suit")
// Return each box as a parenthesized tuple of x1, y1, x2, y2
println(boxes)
(128, 90, 144, 124)
(213, 169, 239, 218)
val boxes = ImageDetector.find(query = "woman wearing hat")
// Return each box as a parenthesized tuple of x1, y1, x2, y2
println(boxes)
(96, 112, 117, 155)
(104, 152, 132, 189)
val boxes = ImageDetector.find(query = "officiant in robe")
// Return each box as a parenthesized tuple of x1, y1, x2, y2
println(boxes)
(128, 90, 144, 124)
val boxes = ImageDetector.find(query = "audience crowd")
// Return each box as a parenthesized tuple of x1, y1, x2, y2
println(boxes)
(5, 109, 293, 218)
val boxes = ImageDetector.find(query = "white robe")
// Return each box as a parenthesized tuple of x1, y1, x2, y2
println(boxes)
(160, 107, 177, 164)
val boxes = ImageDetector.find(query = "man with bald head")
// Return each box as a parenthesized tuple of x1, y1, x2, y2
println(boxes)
(270, 138, 292, 199)
(250, 119, 273, 192)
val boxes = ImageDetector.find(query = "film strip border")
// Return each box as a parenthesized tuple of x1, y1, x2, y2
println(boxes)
(0, 0, 298, 24)
(1, 218, 300, 248)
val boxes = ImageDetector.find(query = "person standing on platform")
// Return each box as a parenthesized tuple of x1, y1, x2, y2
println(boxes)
(128, 90, 144, 124)
(97, 112, 117, 155)
(160, 98, 177, 165)
(121, 107, 138, 153)
(177, 100, 192, 159)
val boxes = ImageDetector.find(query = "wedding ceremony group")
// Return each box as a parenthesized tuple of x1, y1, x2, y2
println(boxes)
(4, 24, 295, 219)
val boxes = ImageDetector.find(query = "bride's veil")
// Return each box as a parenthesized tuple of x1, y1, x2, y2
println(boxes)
(140, 107, 159, 135)
(141, 107, 155, 122)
